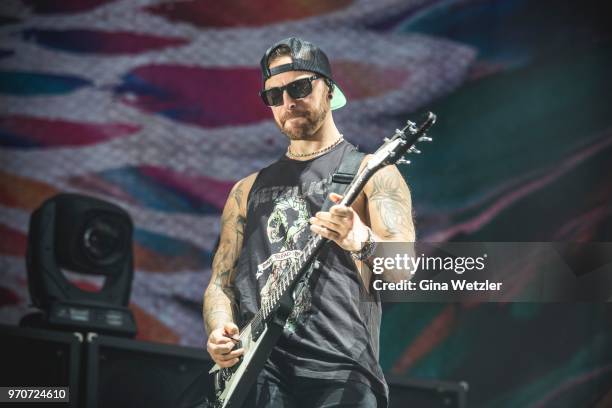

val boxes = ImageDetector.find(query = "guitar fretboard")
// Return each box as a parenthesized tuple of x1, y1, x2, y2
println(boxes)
(250, 231, 324, 334)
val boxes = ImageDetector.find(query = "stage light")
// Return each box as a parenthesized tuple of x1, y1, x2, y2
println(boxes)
(25, 193, 137, 336)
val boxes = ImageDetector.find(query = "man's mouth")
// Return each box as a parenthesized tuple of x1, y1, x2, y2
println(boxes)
(283, 115, 307, 126)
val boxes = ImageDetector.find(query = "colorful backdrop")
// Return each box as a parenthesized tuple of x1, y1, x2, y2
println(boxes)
(1, 0, 611, 406)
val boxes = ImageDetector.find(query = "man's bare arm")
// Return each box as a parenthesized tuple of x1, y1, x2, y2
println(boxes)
(364, 162, 416, 282)
(366, 164, 415, 241)
(203, 174, 256, 335)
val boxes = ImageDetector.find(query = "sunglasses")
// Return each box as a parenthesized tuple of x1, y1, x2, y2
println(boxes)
(260, 75, 320, 107)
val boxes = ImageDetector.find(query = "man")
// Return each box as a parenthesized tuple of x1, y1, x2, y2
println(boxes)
(203, 37, 415, 407)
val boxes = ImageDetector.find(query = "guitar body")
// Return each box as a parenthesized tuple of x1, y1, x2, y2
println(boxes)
(207, 292, 294, 408)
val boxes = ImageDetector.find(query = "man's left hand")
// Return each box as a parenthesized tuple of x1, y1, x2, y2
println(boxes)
(309, 192, 369, 252)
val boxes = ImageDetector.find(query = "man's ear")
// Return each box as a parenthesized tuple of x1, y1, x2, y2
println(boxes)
(325, 78, 335, 94)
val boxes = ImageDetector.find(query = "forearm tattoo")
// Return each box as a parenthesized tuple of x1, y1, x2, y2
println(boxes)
(204, 180, 247, 334)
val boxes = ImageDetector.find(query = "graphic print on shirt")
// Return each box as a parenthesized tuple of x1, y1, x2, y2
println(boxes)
(257, 192, 313, 333)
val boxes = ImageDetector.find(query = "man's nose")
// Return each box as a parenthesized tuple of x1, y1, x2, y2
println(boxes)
(282, 90, 297, 109)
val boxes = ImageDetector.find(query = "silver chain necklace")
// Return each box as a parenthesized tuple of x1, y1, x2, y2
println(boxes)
(286, 136, 344, 159)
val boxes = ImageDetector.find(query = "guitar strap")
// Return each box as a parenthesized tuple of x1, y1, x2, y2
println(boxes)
(321, 147, 365, 211)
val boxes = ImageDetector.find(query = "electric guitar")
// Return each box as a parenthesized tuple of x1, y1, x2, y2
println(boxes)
(206, 112, 437, 408)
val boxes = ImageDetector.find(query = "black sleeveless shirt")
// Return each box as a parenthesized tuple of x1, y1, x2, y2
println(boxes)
(233, 140, 388, 404)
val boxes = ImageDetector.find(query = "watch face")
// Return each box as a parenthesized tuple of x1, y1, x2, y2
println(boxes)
(351, 229, 377, 261)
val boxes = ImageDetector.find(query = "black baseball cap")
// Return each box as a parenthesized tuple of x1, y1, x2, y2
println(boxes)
(260, 37, 347, 110)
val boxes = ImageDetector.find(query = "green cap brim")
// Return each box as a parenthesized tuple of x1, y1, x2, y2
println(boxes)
(330, 84, 347, 110)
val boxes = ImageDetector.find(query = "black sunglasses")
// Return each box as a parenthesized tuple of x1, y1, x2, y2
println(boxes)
(260, 75, 320, 107)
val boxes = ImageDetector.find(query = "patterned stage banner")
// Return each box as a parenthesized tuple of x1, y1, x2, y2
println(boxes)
(2, 1, 612, 406)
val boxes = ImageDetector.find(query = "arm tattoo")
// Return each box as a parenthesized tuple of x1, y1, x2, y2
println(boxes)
(203, 180, 247, 334)
(368, 170, 413, 240)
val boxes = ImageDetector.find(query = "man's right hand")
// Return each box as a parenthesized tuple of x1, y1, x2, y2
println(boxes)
(206, 322, 244, 368)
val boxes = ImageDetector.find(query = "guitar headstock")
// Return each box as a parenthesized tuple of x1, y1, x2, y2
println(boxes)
(366, 112, 436, 171)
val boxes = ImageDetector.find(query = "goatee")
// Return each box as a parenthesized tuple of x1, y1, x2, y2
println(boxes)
(278, 101, 328, 141)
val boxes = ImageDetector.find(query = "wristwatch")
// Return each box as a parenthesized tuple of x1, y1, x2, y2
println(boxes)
(350, 227, 377, 261)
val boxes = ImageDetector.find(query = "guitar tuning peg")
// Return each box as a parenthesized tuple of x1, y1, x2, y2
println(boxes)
(395, 129, 405, 136)
(383, 137, 390, 142)
(406, 121, 418, 134)
(409, 146, 421, 154)
(418, 136, 433, 142)
(397, 158, 411, 165)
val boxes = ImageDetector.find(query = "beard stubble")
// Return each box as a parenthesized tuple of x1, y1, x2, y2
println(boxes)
(277, 96, 329, 141)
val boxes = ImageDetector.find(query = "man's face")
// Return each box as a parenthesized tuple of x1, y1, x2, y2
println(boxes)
(265, 55, 330, 141)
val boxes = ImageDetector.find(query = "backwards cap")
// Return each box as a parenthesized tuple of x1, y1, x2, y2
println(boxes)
(260, 37, 347, 110)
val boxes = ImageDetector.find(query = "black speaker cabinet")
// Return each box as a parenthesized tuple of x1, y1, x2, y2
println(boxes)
(84, 333, 212, 408)
(387, 375, 468, 408)
(0, 324, 468, 408)
(0, 324, 82, 408)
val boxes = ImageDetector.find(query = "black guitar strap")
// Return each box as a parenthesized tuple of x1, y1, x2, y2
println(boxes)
(321, 147, 365, 212)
